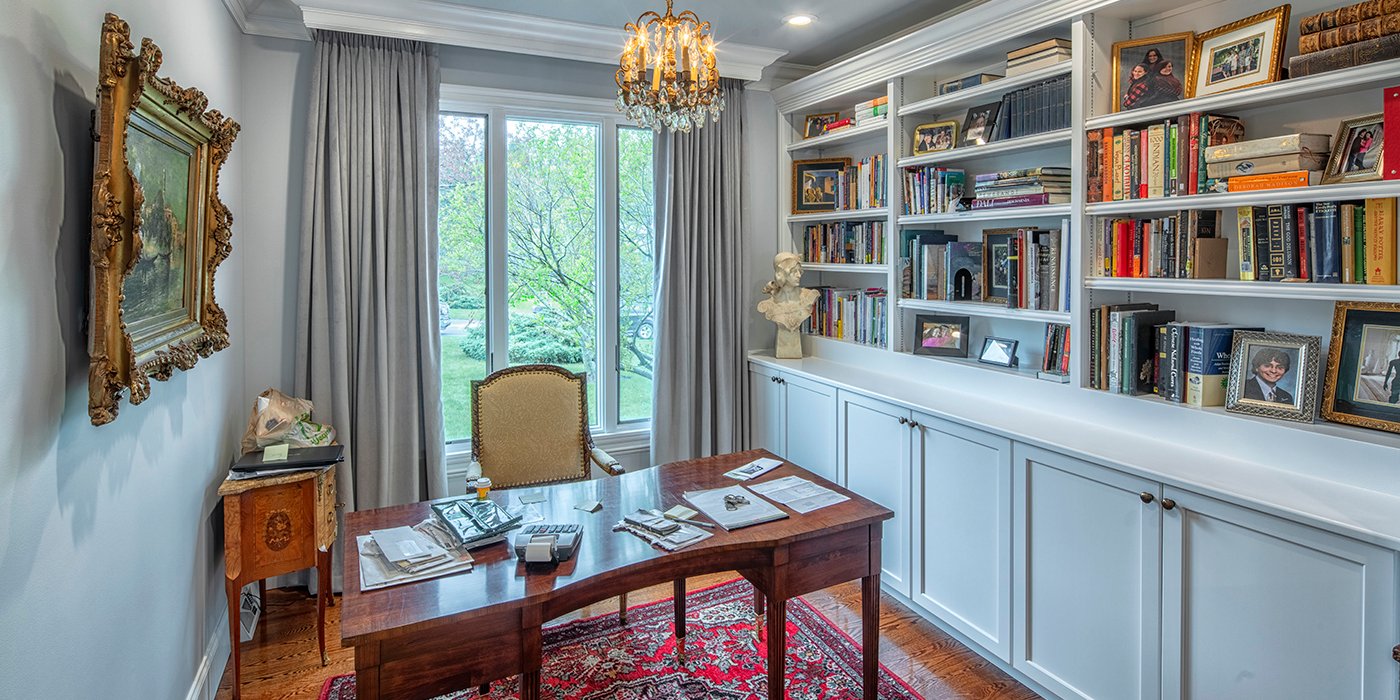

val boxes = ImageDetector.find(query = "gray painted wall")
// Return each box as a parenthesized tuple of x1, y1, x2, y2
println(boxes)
(0, 0, 246, 697)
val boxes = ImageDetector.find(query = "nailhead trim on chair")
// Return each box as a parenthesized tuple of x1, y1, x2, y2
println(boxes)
(470, 364, 593, 488)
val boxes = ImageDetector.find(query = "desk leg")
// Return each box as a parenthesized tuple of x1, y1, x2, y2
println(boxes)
(521, 607, 542, 700)
(673, 579, 686, 663)
(862, 573, 880, 700)
(226, 578, 242, 700)
(317, 548, 331, 666)
(766, 596, 786, 700)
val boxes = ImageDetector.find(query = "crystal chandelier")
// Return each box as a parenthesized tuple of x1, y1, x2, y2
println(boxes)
(616, 0, 724, 132)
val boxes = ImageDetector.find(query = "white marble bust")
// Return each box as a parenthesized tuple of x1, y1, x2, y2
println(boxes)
(757, 253, 819, 359)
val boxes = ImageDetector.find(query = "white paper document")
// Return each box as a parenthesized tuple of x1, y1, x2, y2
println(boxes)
(357, 534, 474, 591)
(724, 457, 783, 480)
(748, 476, 849, 514)
(683, 485, 788, 530)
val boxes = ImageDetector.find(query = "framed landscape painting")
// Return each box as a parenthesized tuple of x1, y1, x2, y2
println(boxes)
(792, 157, 850, 214)
(89, 14, 240, 425)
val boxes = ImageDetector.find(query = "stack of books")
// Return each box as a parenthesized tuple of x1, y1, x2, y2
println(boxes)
(1086, 113, 1246, 201)
(1006, 38, 1071, 77)
(805, 287, 887, 346)
(1040, 323, 1071, 382)
(1094, 210, 1226, 279)
(972, 167, 1071, 209)
(854, 95, 889, 124)
(1235, 200, 1397, 284)
(802, 220, 886, 264)
(835, 154, 887, 210)
(1292, 1, 1400, 76)
(1206, 134, 1330, 192)
(902, 166, 966, 214)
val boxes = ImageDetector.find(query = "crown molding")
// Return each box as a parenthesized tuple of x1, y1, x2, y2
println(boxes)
(220, 0, 309, 40)
(277, 0, 785, 81)
(747, 61, 817, 92)
(771, 0, 1116, 113)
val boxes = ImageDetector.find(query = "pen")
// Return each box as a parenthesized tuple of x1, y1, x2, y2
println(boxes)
(667, 516, 715, 529)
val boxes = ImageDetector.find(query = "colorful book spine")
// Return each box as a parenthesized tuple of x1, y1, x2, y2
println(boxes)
(1227, 170, 1318, 191)
(1364, 197, 1398, 284)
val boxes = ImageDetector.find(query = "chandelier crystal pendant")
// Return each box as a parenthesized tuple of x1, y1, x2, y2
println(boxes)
(616, 0, 725, 132)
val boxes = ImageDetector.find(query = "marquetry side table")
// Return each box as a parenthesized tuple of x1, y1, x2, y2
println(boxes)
(219, 466, 338, 700)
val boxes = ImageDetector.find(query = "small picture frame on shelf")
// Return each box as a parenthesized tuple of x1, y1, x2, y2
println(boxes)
(978, 337, 1019, 367)
(1321, 301, 1400, 434)
(1191, 5, 1290, 98)
(913, 314, 971, 357)
(1225, 331, 1322, 423)
(912, 120, 958, 155)
(960, 101, 1001, 147)
(981, 230, 1014, 304)
(792, 157, 850, 215)
(803, 112, 839, 139)
(1322, 114, 1384, 185)
(1111, 32, 1194, 112)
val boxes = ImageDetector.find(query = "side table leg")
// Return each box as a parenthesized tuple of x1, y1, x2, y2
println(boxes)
(257, 578, 267, 638)
(862, 573, 880, 700)
(766, 596, 787, 700)
(317, 548, 331, 666)
(225, 578, 242, 700)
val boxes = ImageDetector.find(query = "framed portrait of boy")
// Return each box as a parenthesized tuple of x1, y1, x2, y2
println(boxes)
(1225, 331, 1322, 423)
(960, 102, 1001, 147)
(1323, 114, 1384, 185)
(1322, 301, 1400, 434)
(791, 157, 850, 214)
(1191, 5, 1289, 98)
(1112, 32, 1194, 113)
(803, 112, 839, 139)
(913, 314, 971, 357)
(912, 120, 958, 155)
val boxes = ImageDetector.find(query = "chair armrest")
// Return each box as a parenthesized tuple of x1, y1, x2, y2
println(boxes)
(589, 447, 625, 476)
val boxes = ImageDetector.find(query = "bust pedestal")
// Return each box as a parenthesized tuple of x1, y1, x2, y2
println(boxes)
(776, 328, 802, 359)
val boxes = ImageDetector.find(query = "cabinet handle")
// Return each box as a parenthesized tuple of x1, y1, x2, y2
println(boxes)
(1139, 492, 1154, 504)
(1161, 498, 1178, 511)
(1391, 644, 1399, 664)
(897, 416, 908, 425)
(908, 421, 920, 429)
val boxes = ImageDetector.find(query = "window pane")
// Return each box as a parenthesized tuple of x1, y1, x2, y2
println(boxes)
(617, 128, 655, 423)
(438, 113, 489, 443)
(506, 119, 600, 423)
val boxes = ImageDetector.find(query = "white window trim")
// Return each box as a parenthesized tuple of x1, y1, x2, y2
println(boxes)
(439, 84, 655, 458)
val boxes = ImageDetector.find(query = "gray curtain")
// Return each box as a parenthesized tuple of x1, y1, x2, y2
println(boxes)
(289, 31, 447, 589)
(651, 80, 746, 464)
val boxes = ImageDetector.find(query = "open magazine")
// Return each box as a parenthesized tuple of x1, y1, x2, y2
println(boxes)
(431, 498, 524, 549)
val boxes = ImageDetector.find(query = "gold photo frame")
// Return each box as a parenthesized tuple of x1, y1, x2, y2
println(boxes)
(803, 112, 839, 139)
(1322, 113, 1384, 185)
(911, 120, 958, 155)
(1191, 5, 1290, 98)
(88, 14, 240, 425)
(1111, 32, 1194, 113)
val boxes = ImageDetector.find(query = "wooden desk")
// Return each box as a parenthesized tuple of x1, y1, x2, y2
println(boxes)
(219, 467, 337, 700)
(341, 449, 893, 700)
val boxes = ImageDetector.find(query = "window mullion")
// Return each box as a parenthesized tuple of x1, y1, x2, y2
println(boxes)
(486, 107, 509, 373)
(601, 118, 621, 434)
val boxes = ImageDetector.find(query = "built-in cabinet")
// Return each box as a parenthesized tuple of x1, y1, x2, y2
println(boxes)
(749, 359, 1400, 699)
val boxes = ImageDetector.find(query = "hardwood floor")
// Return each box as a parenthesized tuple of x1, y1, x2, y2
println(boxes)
(215, 572, 1039, 700)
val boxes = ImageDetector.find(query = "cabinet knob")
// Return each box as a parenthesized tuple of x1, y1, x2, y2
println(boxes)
(1161, 498, 1178, 511)
(1392, 644, 1399, 664)
(779, 378, 786, 384)
(1139, 492, 1154, 504)
(897, 416, 908, 425)
(770, 376, 777, 383)
(908, 421, 920, 429)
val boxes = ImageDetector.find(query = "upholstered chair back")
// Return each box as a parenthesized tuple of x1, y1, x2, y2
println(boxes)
(470, 364, 592, 489)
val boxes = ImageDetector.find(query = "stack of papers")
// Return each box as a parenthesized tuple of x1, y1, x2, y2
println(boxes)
(371, 526, 451, 573)
(622, 509, 680, 536)
(724, 457, 783, 480)
(614, 509, 712, 551)
(683, 485, 788, 530)
(749, 476, 849, 514)
(358, 522, 475, 590)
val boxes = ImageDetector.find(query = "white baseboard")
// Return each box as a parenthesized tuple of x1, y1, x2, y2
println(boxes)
(187, 608, 231, 700)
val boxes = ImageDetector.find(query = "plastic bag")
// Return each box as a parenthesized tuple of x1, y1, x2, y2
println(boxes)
(240, 388, 337, 454)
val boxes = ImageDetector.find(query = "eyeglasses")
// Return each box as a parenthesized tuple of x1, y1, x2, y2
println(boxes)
(723, 494, 749, 511)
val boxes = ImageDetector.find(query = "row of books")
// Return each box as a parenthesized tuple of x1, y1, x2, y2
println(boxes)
(801, 221, 886, 265)
(1298, 0, 1400, 54)
(985, 75, 1073, 143)
(902, 166, 965, 215)
(1093, 210, 1224, 280)
(901, 227, 1068, 312)
(835, 153, 888, 210)
(805, 287, 888, 347)
(1040, 323, 1072, 380)
(1085, 113, 1245, 202)
(1006, 37, 1071, 77)
(972, 166, 1071, 210)
(1236, 201, 1397, 284)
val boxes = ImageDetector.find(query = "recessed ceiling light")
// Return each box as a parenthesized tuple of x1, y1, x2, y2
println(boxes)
(784, 14, 815, 26)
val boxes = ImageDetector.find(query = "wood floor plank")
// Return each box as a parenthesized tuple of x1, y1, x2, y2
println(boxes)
(214, 571, 1039, 699)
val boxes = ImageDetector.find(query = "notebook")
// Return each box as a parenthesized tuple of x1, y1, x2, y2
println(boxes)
(683, 485, 788, 531)
(230, 444, 344, 472)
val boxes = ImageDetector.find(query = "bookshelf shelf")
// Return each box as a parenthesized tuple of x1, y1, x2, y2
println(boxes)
(897, 129, 1072, 167)
(898, 203, 1073, 224)
(787, 119, 888, 152)
(900, 350, 1051, 381)
(1085, 180, 1400, 216)
(804, 333, 887, 351)
(802, 262, 892, 273)
(1084, 58, 1400, 131)
(1085, 277, 1400, 302)
(897, 298, 1071, 323)
(786, 207, 890, 224)
(899, 62, 1072, 118)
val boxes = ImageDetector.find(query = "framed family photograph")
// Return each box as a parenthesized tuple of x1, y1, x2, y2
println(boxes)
(1322, 301, 1400, 434)
(792, 157, 850, 214)
(1225, 331, 1322, 423)
(981, 230, 1014, 304)
(913, 314, 971, 357)
(961, 102, 1001, 147)
(1323, 114, 1384, 185)
(89, 14, 240, 426)
(803, 112, 839, 139)
(1112, 32, 1193, 112)
(1192, 5, 1290, 98)
(912, 120, 958, 155)
(978, 337, 1019, 367)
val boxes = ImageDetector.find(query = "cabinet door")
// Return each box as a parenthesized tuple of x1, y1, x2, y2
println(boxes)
(748, 366, 782, 453)
(1013, 444, 1162, 700)
(912, 414, 1012, 661)
(839, 391, 913, 596)
(780, 374, 838, 484)
(1161, 487, 1398, 700)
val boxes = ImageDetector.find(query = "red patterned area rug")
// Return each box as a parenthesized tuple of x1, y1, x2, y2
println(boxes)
(321, 578, 923, 700)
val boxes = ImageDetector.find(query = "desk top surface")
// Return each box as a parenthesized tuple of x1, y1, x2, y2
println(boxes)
(340, 449, 891, 644)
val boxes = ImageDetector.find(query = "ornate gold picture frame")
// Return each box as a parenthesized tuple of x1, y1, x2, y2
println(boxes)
(1190, 5, 1290, 98)
(1322, 301, 1400, 434)
(89, 14, 240, 425)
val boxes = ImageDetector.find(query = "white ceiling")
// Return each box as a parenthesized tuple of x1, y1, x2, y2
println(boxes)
(240, 0, 968, 68)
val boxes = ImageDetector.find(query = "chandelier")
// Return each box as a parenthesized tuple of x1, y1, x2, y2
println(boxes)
(616, 0, 724, 132)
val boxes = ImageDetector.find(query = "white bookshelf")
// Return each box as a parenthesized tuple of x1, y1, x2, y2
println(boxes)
(899, 203, 1072, 224)
(787, 119, 888, 152)
(899, 62, 1072, 118)
(1085, 180, 1400, 215)
(802, 262, 891, 273)
(898, 298, 1071, 323)
(1085, 277, 1400, 302)
(897, 128, 1073, 167)
(786, 207, 890, 224)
